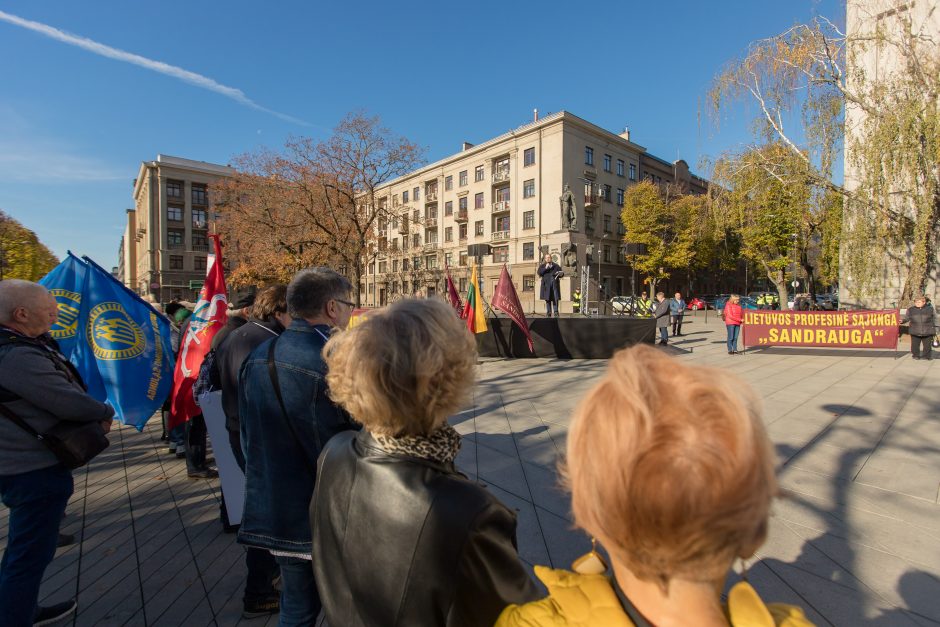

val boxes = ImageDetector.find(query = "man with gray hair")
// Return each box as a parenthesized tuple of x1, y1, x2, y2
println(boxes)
(0, 280, 114, 626)
(237, 268, 358, 625)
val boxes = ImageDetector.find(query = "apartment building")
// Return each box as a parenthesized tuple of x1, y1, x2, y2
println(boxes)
(123, 154, 234, 302)
(363, 111, 706, 313)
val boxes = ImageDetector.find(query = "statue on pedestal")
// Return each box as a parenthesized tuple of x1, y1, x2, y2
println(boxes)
(560, 184, 577, 231)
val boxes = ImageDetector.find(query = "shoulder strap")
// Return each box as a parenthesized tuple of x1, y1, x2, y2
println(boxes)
(266, 338, 317, 475)
(0, 402, 45, 443)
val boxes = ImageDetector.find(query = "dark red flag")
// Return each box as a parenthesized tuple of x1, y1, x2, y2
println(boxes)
(445, 264, 463, 316)
(492, 264, 534, 353)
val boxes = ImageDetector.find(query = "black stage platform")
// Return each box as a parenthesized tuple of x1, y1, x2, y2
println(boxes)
(477, 315, 655, 359)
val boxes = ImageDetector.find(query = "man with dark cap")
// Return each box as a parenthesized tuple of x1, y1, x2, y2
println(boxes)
(212, 290, 255, 350)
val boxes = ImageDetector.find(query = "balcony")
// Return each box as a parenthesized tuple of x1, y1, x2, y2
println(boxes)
(191, 243, 209, 252)
(455, 209, 468, 222)
(398, 221, 409, 235)
(491, 230, 510, 242)
(168, 242, 184, 250)
(423, 243, 439, 252)
(584, 194, 599, 208)
(492, 167, 510, 184)
(425, 218, 438, 228)
(426, 190, 438, 202)
(492, 201, 510, 214)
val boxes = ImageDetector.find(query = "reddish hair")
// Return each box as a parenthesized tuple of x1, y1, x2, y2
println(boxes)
(565, 345, 777, 588)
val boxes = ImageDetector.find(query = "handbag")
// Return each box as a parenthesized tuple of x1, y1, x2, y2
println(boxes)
(0, 403, 109, 469)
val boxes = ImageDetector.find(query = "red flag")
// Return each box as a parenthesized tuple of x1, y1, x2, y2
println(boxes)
(492, 264, 534, 353)
(167, 235, 228, 430)
(445, 264, 463, 316)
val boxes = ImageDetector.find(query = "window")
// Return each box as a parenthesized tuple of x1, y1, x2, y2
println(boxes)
(444, 200, 453, 216)
(402, 235, 409, 251)
(629, 163, 636, 180)
(402, 190, 409, 203)
(523, 275, 535, 291)
(604, 214, 612, 233)
(475, 165, 484, 182)
(523, 242, 534, 260)
(496, 186, 510, 202)
(617, 159, 625, 177)
(523, 179, 535, 198)
(524, 147, 535, 166)
(445, 175, 453, 191)
(378, 261, 388, 273)
(475, 220, 484, 236)
(412, 233, 421, 247)
(392, 259, 399, 272)
(192, 232, 208, 250)
(459, 170, 468, 186)
(604, 184, 612, 203)
(167, 205, 183, 221)
(413, 256, 421, 269)
(494, 215, 510, 232)
(402, 281, 409, 293)
(426, 255, 438, 270)
(445, 226, 453, 242)
(604, 154, 612, 172)
(414, 187, 420, 201)
(459, 223, 468, 240)
(194, 256, 207, 271)
(413, 209, 420, 222)
(403, 259, 410, 271)
(493, 246, 509, 263)
(616, 188, 624, 206)
(473, 192, 483, 209)
(169, 255, 184, 269)
(445, 252, 453, 267)
(585, 146, 594, 165)
(168, 230, 184, 248)
(166, 180, 183, 199)
(192, 208, 207, 229)
(459, 252, 468, 267)
(459, 277, 467, 292)
(523, 210, 535, 229)
(192, 184, 208, 206)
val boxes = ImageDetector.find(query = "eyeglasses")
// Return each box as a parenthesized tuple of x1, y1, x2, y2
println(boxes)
(335, 299, 355, 308)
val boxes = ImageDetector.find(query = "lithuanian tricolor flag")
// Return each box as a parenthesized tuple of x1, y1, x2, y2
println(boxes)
(462, 262, 488, 333)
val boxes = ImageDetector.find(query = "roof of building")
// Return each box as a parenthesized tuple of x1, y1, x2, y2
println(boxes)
(133, 154, 234, 200)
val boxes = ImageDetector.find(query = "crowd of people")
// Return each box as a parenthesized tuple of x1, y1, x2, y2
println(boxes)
(2, 269, 859, 626)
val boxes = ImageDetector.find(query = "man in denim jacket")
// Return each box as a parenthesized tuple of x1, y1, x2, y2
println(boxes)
(237, 268, 358, 626)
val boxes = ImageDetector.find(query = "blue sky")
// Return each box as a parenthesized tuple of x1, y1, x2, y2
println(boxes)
(0, 0, 843, 269)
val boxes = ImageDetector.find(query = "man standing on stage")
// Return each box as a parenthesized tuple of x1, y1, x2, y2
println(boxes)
(537, 254, 563, 317)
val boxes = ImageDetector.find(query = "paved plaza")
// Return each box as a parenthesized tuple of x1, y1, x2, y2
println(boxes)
(2, 312, 938, 626)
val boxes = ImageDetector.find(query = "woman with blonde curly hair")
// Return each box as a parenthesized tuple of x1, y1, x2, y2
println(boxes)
(310, 298, 538, 627)
(497, 345, 813, 627)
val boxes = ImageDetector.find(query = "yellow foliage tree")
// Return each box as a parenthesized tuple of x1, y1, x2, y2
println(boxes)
(0, 210, 59, 281)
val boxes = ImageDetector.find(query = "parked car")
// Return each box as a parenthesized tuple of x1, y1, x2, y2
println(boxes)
(699, 294, 720, 309)
(715, 296, 760, 313)
(687, 297, 706, 310)
(815, 294, 839, 310)
(610, 295, 640, 315)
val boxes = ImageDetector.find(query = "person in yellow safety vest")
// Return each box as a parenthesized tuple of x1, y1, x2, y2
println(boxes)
(757, 294, 768, 310)
(572, 289, 582, 313)
(637, 291, 653, 317)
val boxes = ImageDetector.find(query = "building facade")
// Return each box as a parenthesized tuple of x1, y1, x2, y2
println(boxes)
(841, 0, 940, 307)
(362, 111, 706, 313)
(123, 154, 234, 302)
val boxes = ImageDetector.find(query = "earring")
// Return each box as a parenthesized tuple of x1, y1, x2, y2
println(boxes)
(572, 537, 610, 575)
(739, 558, 749, 581)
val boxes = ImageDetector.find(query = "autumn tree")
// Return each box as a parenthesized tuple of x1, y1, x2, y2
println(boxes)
(709, 3, 940, 305)
(621, 181, 709, 296)
(0, 210, 58, 281)
(213, 112, 425, 304)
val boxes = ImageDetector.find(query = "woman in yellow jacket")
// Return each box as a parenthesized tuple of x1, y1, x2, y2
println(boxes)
(497, 345, 813, 627)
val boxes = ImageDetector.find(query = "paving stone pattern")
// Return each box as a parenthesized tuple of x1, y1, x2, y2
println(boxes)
(2, 313, 937, 625)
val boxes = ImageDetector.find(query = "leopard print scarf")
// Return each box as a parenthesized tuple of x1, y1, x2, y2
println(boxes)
(372, 424, 462, 464)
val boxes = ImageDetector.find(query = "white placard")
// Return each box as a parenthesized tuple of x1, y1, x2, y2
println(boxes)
(199, 390, 245, 525)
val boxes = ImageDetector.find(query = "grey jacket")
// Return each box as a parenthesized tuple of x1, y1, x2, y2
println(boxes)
(0, 331, 114, 475)
(653, 299, 671, 328)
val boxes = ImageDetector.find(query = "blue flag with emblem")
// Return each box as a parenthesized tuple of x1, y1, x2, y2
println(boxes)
(42, 255, 175, 431)
(38, 252, 87, 361)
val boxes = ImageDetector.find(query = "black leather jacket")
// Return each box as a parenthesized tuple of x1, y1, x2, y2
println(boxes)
(904, 303, 937, 337)
(311, 430, 539, 627)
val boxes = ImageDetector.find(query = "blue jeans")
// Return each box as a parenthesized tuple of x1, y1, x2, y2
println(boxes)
(0, 464, 73, 627)
(727, 324, 740, 352)
(545, 299, 558, 316)
(659, 326, 669, 343)
(274, 556, 320, 627)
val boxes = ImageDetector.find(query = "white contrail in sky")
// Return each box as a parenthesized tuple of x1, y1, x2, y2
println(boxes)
(0, 9, 309, 126)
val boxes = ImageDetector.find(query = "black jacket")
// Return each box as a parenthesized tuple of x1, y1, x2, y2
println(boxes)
(215, 317, 283, 432)
(311, 430, 539, 627)
(211, 315, 248, 351)
(537, 262, 563, 301)
(904, 303, 937, 337)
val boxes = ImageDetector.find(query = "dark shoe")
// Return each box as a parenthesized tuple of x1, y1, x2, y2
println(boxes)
(167, 442, 177, 454)
(728, 351, 733, 354)
(56, 533, 74, 548)
(223, 522, 240, 534)
(176, 448, 187, 459)
(188, 468, 218, 479)
(34, 599, 77, 626)
(912, 356, 921, 360)
(242, 594, 280, 619)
